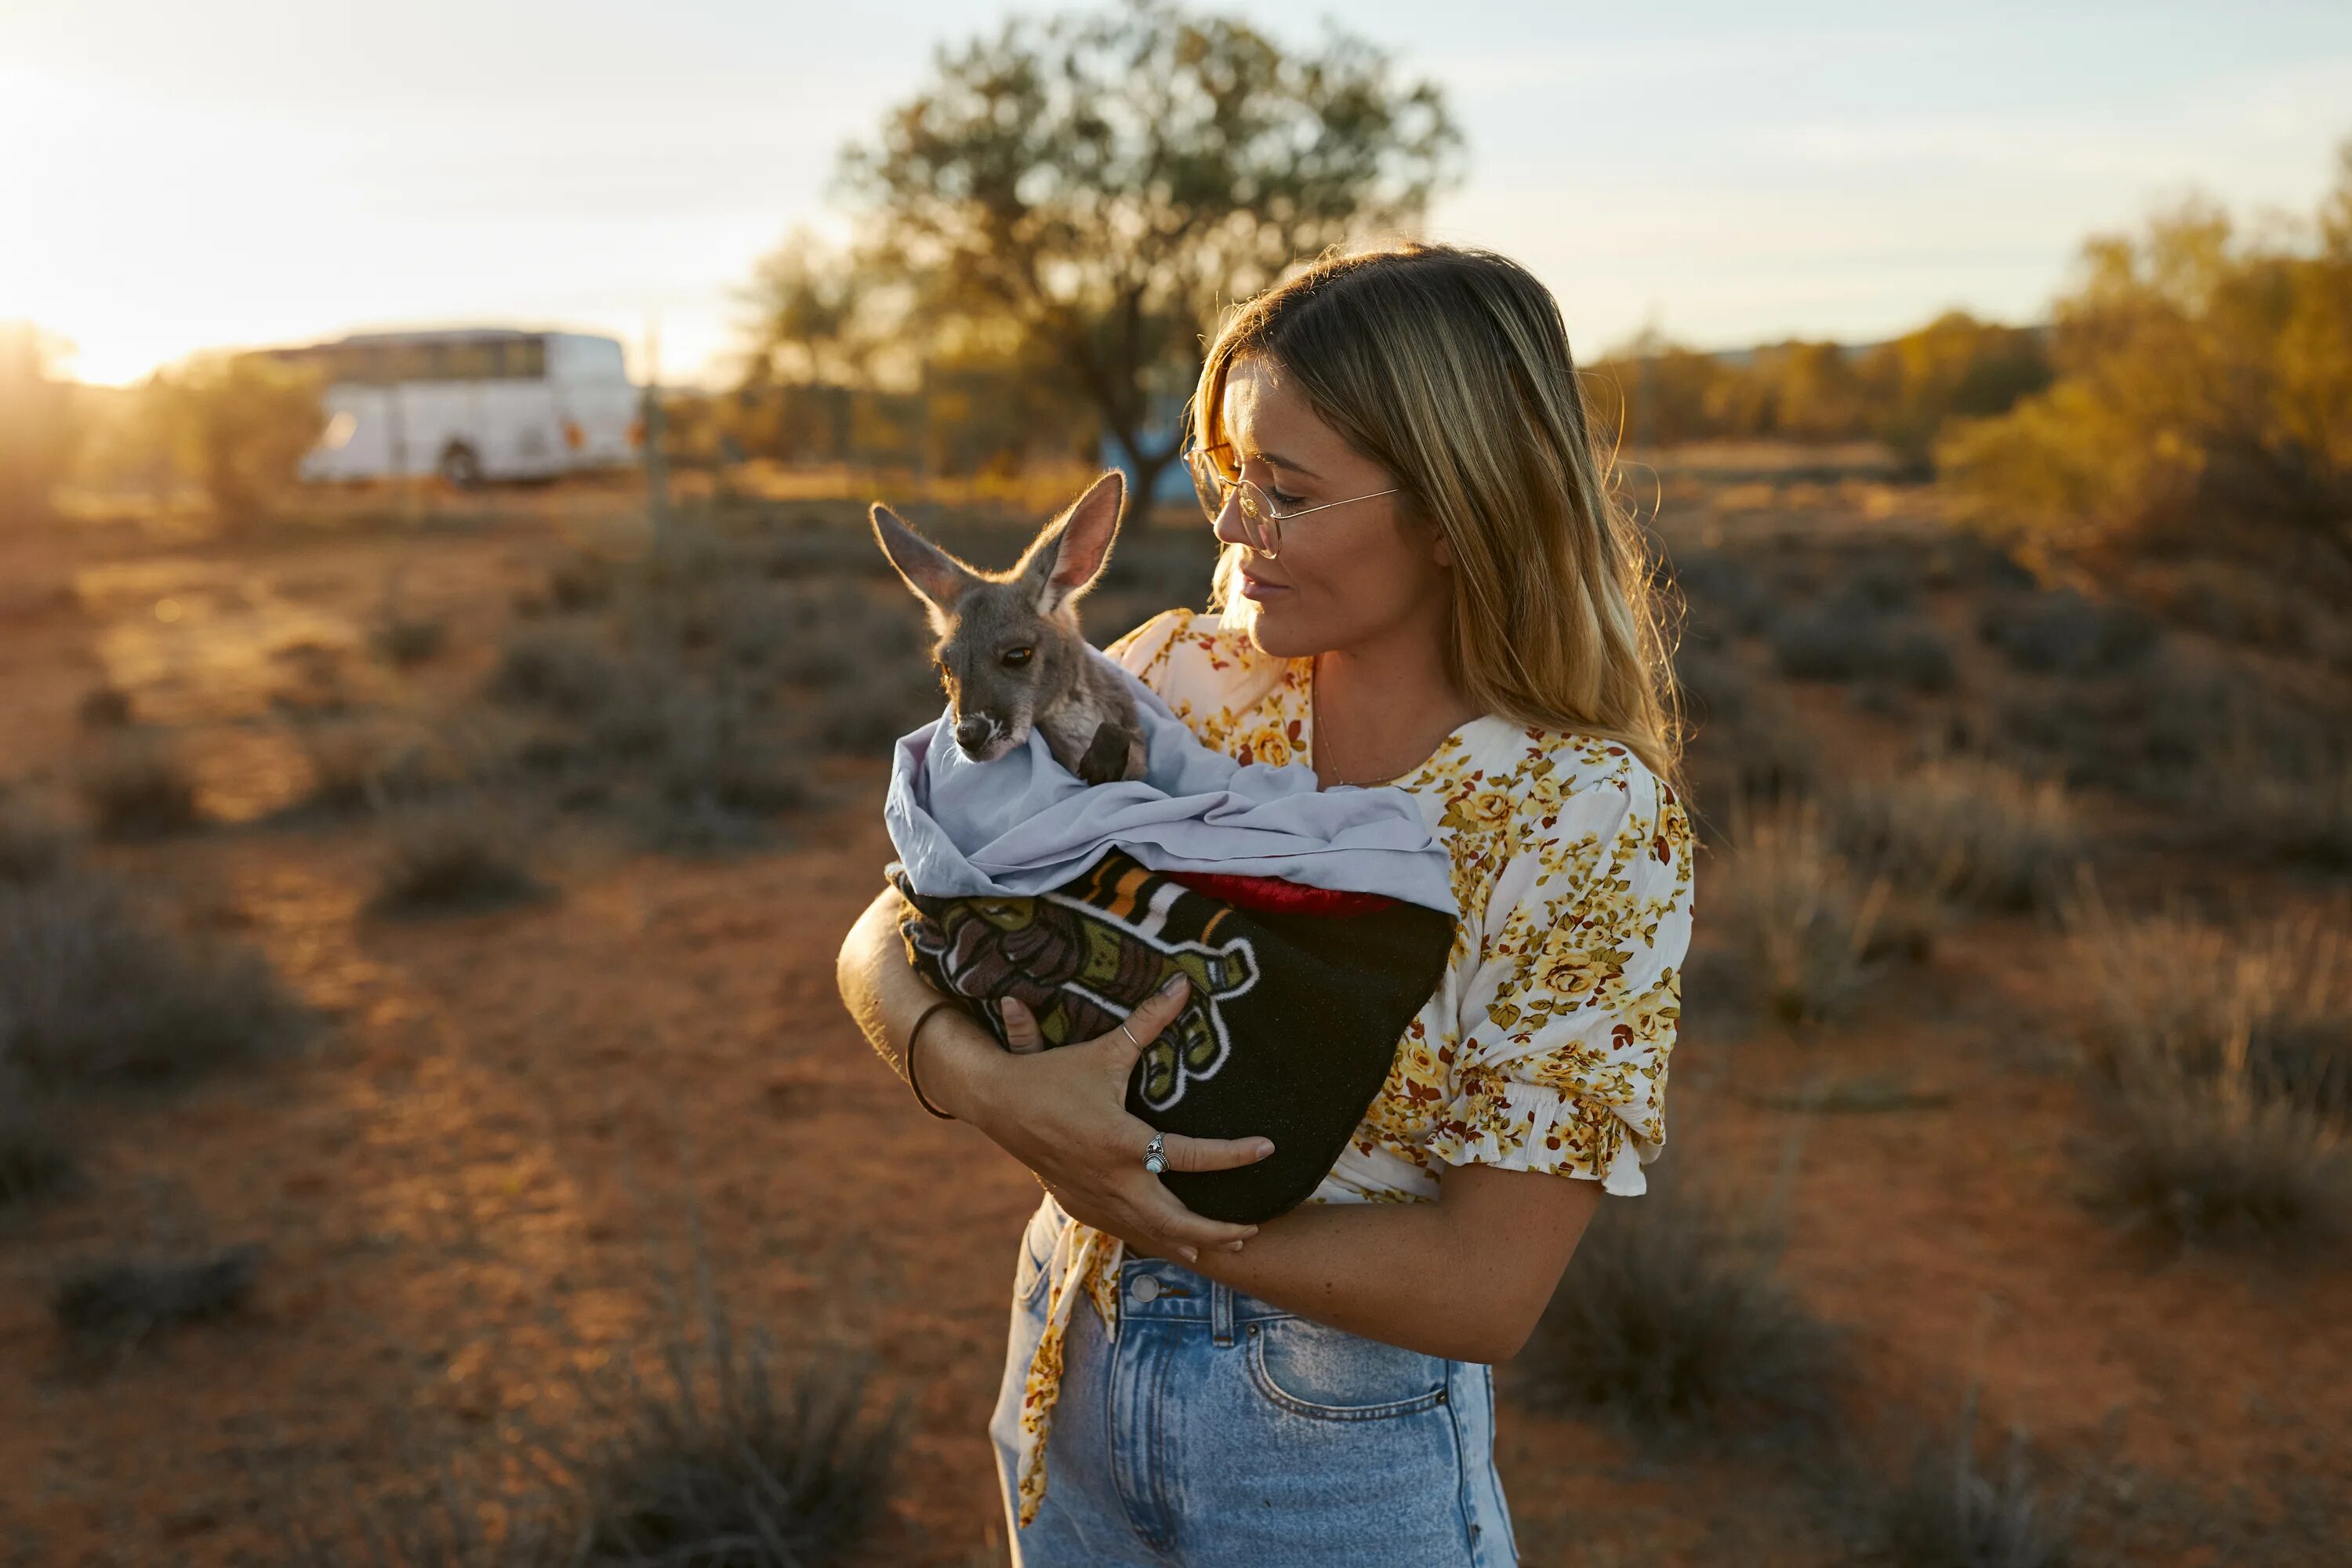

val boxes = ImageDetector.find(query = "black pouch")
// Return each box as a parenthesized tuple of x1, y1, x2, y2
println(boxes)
(892, 850, 1454, 1223)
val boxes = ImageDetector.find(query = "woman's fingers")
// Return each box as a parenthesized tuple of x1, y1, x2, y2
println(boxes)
(1108, 973, 1192, 1058)
(1000, 996, 1044, 1054)
(1155, 1130, 1276, 1173)
(1131, 1184, 1258, 1251)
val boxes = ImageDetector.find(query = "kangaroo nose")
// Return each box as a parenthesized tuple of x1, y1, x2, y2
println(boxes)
(954, 716, 994, 753)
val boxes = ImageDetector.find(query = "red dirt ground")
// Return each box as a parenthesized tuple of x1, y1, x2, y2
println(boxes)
(0, 488, 2343, 1567)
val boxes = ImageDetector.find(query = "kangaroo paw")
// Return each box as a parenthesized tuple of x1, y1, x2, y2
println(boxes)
(1076, 720, 1129, 786)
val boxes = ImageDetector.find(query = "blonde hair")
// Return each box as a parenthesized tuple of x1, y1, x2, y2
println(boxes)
(1195, 242, 1683, 786)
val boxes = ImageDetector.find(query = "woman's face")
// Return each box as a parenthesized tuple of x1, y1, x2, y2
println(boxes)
(1212, 354, 1452, 661)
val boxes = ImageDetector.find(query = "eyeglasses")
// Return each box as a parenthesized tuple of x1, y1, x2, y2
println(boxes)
(1186, 445, 1401, 559)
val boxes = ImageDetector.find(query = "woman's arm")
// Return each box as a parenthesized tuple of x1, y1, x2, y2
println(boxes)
(835, 886, 1274, 1259)
(1164, 1164, 1602, 1365)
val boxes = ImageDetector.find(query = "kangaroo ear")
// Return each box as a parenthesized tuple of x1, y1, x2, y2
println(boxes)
(871, 503, 973, 619)
(1021, 470, 1126, 616)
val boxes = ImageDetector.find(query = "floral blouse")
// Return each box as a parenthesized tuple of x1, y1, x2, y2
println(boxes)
(1009, 605, 1697, 1527)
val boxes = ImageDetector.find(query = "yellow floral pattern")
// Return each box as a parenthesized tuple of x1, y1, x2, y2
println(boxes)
(1009, 605, 1697, 1527)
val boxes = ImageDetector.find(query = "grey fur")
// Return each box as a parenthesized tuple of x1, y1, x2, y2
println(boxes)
(869, 470, 1147, 785)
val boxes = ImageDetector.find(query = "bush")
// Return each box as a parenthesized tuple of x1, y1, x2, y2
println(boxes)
(371, 803, 546, 915)
(492, 625, 623, 719)
(1515, 1178, 1842, 1445)
(1710, 804, 1890, 1024)
(1941, 147, 2352, 598)
(2068, 900, 2351, 1124)
(294, 721, 434, 814)
(2066, 895, 2352, 1247)
(151, 351, 327, 524)
(1976, 587, 2158, 677)
(0, 869, 307, 1084)
(0, 1073, 75, 1207)
(2082, 1071, 2350, 1250)
(1770, 605, 1886, 683)
(0, 798, 71, 884)
(76, 734, 202, 839)
(1837, 758, 2083, 913)
(0, 321, 82, 528)
(371, 608, 448, 667)
(1871, 1391, 2079, 1568)
(53, 1243, 261, 1354)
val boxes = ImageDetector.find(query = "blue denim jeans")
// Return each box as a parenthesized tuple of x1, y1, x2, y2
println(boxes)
(988, 1193, 1520, 1566)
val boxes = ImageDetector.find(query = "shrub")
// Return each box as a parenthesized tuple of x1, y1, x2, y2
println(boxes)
(1770, 605, 1885, 683)
(0, 1073, 75, 1207)
(1837, 758, 2083, 913)
(1884, 622, 1959, 694)
(2068, 900, 2351, 1123)
(1871, 1391, 2079, 1568)
(2083, 1072, 2349, 1249)
(816, 664, 943, 757)
(294, 721, 434, 814)
(1710, 804, 1890, 1024)
(1940, 149, 2352, 600)
(544, 1275, 901, 1568)
(76, 734, 202, 839)
(152, 350, 327, 524)
(2066, 895, 2352, 1247)
(0, 870, 306, 1083)
(1976, 587, 2159, 677)
(371, 608, 448, 667)
(76, 684, 133, 729)
(1514, 1177, 1842, 1445)
(53, 1243, 261, 1353)
(492, 625, 622, 719)
(0, 799, 71, 884)
(371, 803, 546, 915)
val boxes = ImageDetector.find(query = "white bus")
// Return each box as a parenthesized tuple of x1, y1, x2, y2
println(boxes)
(275, 329, 640, 487)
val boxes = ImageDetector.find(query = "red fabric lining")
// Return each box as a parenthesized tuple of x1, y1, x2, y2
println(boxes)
(1160, 869, 1399, 917)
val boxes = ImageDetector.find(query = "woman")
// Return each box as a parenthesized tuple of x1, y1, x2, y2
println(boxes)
(837, 242, 1695, 1566)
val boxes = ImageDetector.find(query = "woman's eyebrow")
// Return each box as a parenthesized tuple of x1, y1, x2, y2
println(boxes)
(1249, 450, 1322, 481)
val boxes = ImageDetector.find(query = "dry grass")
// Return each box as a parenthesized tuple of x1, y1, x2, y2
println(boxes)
(370, 801, 548, 915)
(1837, 757, 2085, 913)
(1709, 802, 1892, 1025)
(0, 868, 307, 1085)
(1514, 1175, 1843, 1446)
(1869, 1390, 2080, 1568)
(2065, 893, 2352, 1247)
(53, 1244, 263, 1357)
(76, 732, 202, 839)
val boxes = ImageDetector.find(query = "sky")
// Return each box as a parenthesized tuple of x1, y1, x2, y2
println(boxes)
(4, 0, 2348, 387)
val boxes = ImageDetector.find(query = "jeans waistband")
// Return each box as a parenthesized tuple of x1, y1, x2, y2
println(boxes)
(1112, 1251, 1297, 1327)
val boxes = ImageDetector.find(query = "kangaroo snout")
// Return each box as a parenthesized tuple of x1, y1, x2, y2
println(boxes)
(953, 714, 1001, 757)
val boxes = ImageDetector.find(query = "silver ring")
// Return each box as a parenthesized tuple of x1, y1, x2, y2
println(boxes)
(1142, 1131, 1168, 1175)
(1117, 1021, 1139, 1050)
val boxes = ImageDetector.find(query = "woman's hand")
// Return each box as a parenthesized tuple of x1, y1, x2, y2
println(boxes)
(979, 975, 1273, 1264)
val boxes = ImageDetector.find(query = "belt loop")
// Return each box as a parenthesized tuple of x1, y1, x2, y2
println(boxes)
(1210, 1279, 1236, 1347)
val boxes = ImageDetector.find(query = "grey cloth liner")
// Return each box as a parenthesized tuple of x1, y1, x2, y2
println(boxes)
(884, 645, 1457, 917)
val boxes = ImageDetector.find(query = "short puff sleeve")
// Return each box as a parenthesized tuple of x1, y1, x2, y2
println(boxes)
(1428, 762, 1695, 1196)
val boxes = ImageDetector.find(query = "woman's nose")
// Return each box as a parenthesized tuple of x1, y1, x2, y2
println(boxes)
(1209, 490, 1252, 550)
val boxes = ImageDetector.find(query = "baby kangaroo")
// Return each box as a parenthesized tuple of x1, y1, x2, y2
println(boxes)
(871, 470, 1147, 785)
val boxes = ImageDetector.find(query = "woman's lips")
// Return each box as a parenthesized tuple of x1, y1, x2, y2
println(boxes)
(1238, 572, 1290, 601)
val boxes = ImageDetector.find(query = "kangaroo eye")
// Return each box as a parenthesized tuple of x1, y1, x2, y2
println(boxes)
(1000, 647, 1034, 668)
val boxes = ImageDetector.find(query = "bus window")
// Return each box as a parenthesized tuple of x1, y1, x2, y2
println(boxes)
(499, 336, 547, 380)
(441, 340, 499, 381)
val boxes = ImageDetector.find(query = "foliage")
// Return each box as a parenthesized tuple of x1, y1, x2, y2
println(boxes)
(1586, 312, 2049, 462)
(0, 321, 82, 526)
(154, 350, 328, 524)
(1940, 140, 2352, 590)
(834, 0, 1461, 506)
(1515, 1174, 1843, 1445)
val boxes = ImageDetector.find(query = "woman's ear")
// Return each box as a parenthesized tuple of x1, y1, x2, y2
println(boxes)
(1431, 529, 1455, 570)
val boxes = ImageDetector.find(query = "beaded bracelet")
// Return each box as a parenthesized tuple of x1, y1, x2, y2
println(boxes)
(904, 1000, 961, 1120)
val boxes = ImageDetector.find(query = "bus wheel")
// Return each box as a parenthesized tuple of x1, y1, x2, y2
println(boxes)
(438, 443, 485, 491)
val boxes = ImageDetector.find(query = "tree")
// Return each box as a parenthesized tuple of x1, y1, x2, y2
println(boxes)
(157, 353, 326, 524)
(0, 323, 82, 527)
(837, 0, 1461, 510)
(1940, 138, 2352, 586)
